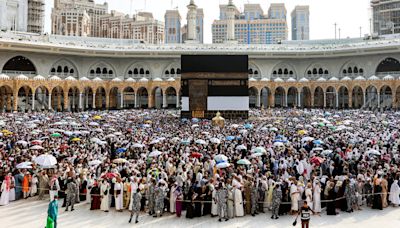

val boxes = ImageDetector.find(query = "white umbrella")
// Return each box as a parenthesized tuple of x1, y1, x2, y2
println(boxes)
(251, 152, 263, 158)
(230, 124, 240, 129)
(252, 147, 266, 154)
(114, 132, 123, 136)
(149, 150, 162, 157)
(16, 140, 28, 146)
(273, 142, 284, 147)
(210, 138, 221, 144)
(216, 162, 230, 169)
(105, 134, 116, 139)
(132, 143, 145, 148)
(150, 139, 160, 144)
(16, 162, 33, 169)
(269, 127, 278, 132)
(94, 128, 103, 133)
(195, 139, 207, 145)
(30, 145, 44, 150)
(88, 160, 102, 166)
(34, 154, 57, 168)
(64, 131, 73, 136)
(89, 122, 99, 126)
(321, 150, 333, 156)
(191, 124, 199, 129)
(236, 145, 247, 150)
(214, 154, 228, 162)
(301, 136, 315, 143)
(367, 150, 381, 156)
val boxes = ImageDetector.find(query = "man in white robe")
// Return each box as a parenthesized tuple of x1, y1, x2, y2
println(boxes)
(100, 180, 110, 212)
(389, 180, 400, 206)
(114, 178, 123, 211)
(0, 174, 11, 206)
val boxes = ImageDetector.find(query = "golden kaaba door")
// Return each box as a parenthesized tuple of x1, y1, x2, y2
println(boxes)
(189, 79, 208, 112)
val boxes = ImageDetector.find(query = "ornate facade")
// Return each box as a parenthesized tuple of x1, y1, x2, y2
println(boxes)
(0, 32, 400, 112)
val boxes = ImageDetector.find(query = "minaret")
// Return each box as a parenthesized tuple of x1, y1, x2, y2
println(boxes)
(226, 0, 237, 43)
(186, 0, 198, 43)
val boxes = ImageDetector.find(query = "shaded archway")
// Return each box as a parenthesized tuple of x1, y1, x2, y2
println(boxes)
(109, 87, 119, 110)
(287, 87, 298, 108)
(395, 86, 400, 110)
(17, 86, 33, 112)
(249, 87, 258, 108)
(68, 87, 79, 112)
(338, 86, 349, 109)
(51, 86, 64, 111)
(376, 57, 400, 77)
(301, 87, 312, 108)
(380, 86, 392, 110)
(82, 87, 94, 110)
(314, 87, 324, 108)
(2, 56, 36, 76)
(165, 87, 177, 108)
(352, 86, 364, 109)
(0, 85, 14, 112)
(260, 87, 271, 108)
(34, 86, 49, 111)
(123, 87, 135, 108)
(152, 87, 163, 109)
(95, 87, 106, 110)
(365, 85, 378, 109)
(137, 87, 148, 108)
(274, 87, 285, 108)
(326, 86, 336, 108)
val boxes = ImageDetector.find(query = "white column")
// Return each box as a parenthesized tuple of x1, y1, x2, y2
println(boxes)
(176, 94, 180, 108)
(48, 93, 52, 110)
(335, 92, 339, 108)
(162, 93, 168, 108)
(120, 92, 124, 109)
(79, 93, 83, 110)
(31, 93, 35, 111)
(85, 93, 89, 109)
(256, 93, 261, 108)
(323, 92, 327, 108)
(135, 93, 138, 108)
(297, 91, 301, 107)
(72, 93, 75, 110)
(284, 93, 288, 107)
(377, 92, 380, 108)
(92, 93, 96, 109)
(363, 92, 366, 107)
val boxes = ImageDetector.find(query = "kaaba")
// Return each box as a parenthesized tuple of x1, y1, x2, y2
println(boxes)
(181, 55, 249, 119)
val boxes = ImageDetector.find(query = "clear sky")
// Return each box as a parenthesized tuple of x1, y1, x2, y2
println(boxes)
(44, 0, 372, 43)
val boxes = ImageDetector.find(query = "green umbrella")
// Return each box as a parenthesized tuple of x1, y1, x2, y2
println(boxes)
(318, 122, 325, 127)
(51, 133, 62, 138)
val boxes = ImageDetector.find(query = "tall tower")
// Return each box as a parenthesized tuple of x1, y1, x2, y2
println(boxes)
(226, 0, 237, 43)
(186, 0, 198, 43)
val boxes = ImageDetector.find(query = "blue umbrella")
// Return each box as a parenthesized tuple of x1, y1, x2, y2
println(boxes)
(116, 148, 127, 153)
(244, 123, 253, 129)
(313, 140, 324, 145)
(226, 136, 235, 141)
(192, 118, 200, 123)
(276, 135, 284, 139)
(274, 139, 287, 143)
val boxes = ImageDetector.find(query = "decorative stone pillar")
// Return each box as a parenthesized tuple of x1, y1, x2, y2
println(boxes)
(335, 92, 339, 109)
(348, 94, 353, 109)
(323, 92, 327, 108)
(79, 93, 83, 110)
(31, 92, 35, 111)
(120, 92, 124, 109)
(176, 93, 180, 108)
(48, 93, 52, 111)
(63, 91, 69, 112)
(377, 92, 380, 108)
(256, 92, 261, 108)
(269, 92, 275, 108)
(148, 93, 154, 108)
(105, 94, 110, 110)
(134, 92, 139, 108)
(297, 91, 301, 108)
(162, 92, 168, 108)
(7, 95, 12, 112)
(92, 93, 96, 109)
(363, 91, 366, 107)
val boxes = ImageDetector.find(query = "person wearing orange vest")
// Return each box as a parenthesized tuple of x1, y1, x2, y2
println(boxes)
(22, 171, 31, 199)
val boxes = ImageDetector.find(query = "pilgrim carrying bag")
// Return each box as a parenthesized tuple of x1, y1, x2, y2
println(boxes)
(104, 189, 108, 195)
(116, 190, 121, 195)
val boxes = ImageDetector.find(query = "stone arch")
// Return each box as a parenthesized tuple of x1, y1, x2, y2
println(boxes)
(137, 87, 149, 108)
(301, 87, 312, 108)
(125, 62, 152, 80)
(274, 87, 286, 107)
(380, 85, 393, 110)
(0, 85, 14, 112)
(375, 57, 400, 77)
(95, 87, 107, 109)
(162, 62, 181, 79)
(352, 86, 364, 109)
(304, 63, 330, 80)
(33, 86, 50, 111)
(326, 86, 336, 108)
(287, 87, 298, 108)
(2, 56, 37, 76)
(82, 87, 94, 110)
(88, 61, 116, 80)
(338, 86, 349, 109)
(314, 86, 324, 108)
(50, 58, 79, 78)
(249, 86, 259, 108)
(339, 60, 364, 79)
(122, 86, 135, 108)
(271, 62, 297, 80)
(165, 87, 177, 108)
(51, 86, 64, 111)
(260, 87, 271, 108)
(67, 86, 80, 112)
(365, 85, 378, 109)
(248, 63, 262, 80)
(151, 87, 163, 109)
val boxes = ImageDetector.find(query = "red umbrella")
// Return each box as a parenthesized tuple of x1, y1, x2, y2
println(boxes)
(310, 157, 324, 166)
(101, 172, 118, 179)
(59, 144, 69, 150)
(31, 140, 43, 145)
(191, 152, 203, 158)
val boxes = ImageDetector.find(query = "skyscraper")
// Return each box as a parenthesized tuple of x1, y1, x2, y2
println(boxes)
(371, 0, 400, 35)
(291, 5, 309, 40)
(165, 10, 181, 44)
(212, 3, 288, 44)
(196, 8, 204, 43)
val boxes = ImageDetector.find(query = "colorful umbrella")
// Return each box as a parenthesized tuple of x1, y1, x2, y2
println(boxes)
(237, 159, 251, 165)
(116, 148, 127, 153)
(191, 152, 203, 158)
(71, 138, 81, 142)
(51, 133, 62, 138)
(113, 158, 128, 163)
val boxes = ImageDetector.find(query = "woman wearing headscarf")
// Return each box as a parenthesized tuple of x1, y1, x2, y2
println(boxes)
(389, 179, 400, 207)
